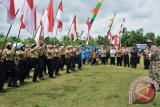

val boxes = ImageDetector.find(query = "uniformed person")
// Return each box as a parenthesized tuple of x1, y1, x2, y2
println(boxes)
(4, 43, 19, 87)
(75, 45, 82, 70)
(60, 44, 66, 70)
(91, 49, 98, 65)
(101, 46, 107, 64)
(29, 44, 40, 83)
(17, 44, 28, 85)
(54, 44, 61, 76)
(70, 46, 76, 71)
(149, 44, 160, 84)
(143, 40, 152, 69)
(38, 42, 46, 80)
(116, 46, 123, 66)
(46, 45, 56, 78)
(65, 46, 72, 73)
(25, 45, 32, 78)
(0, 48, 6, 93)
(123, 46, 130, 67)
(130, 44, 139, 68)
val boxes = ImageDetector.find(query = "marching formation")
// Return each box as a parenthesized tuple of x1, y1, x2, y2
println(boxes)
(0, 42, 82, 93)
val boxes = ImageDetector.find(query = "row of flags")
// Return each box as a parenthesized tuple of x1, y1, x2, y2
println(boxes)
(0, 0, 125, 47)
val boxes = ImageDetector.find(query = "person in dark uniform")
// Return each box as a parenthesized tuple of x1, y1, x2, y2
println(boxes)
(70, 46, 76, 71)
(46, 45, 56, 78)
(54, 44, 61, 76)
(4, 43, 20, 87)
(143, 40, 152, 69)
(60, 44, 66, 70)
(29, 44, 40, 83)
(75, 45, 82, 70)
(38, 42, 45, 80)
(130, 44, 139, 68)
(101, 46, 107, 64)
(0, 49, 7, 93)
(65, 46, 72, 73)
(17, 44, 28, 85)
(123, 46, 130, 67)
(116, 46, 123, 66)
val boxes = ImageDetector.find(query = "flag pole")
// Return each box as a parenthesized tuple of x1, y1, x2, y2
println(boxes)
(67, 15, 75, 37)
(106, 12, 116, 45)
(13, 26, 22, 59)
(54, 0, 62, 45)
(0, 9, 19, 57)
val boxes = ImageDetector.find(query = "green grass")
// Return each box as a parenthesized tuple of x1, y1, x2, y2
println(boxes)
(0, 60, 160, 107)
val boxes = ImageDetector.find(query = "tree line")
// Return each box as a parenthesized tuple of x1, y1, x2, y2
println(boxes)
(0, 27, 160, 47)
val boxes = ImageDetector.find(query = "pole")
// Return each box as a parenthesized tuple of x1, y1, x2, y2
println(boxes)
(0, 9, 19, 57)
(13, 26, 21, 59)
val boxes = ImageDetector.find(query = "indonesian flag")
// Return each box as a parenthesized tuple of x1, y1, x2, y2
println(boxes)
(41, 0, 54, 38)
(34, 25, 43, 45)
(112, 34, 120, 47)
(56, 1, 63, 32)
(40, 10, 44, 26)
(107, 32, 112, 43)
(19, 0, 35, 34)
(82, 18, 91, 45)
(1, 0, 16, 25)
(70, 15, 77, 41)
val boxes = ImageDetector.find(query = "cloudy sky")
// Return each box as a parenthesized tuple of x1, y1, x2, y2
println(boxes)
(0, 0, 160, 39)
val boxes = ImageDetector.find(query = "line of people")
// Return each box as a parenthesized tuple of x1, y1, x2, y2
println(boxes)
(0, 42, 82, 93)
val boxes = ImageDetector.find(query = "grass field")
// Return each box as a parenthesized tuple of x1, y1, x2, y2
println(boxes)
(0, 60, 160, 107)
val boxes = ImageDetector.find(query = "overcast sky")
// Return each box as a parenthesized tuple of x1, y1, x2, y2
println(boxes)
(0, 0, 160, 39)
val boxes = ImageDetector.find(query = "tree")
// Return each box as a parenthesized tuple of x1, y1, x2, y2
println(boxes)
(156, 36, 160, 46)
(145, 32, 156, 45)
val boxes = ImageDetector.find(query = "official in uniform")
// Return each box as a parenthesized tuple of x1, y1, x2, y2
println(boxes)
(116, 46, 123, 66)
(30, 44, 40, 83)
(0, 48, 6, 93)
(17, 44, 28, 85)
(123, 46, 130, 67)
(60, 44, 66, 70)
(70, 46, 76, 71)
(143, 40, 152, 69)
(101, 46, 107, 64)
(4, 43, 19, 87)
(54, 44, 61, 76)
(130, 44, 139, 68)
(46, 45, 56, 78)
(75, 45, 82, 70)
(65, 46, 72, 73)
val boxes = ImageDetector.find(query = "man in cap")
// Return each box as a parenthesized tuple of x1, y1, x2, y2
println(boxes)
(60, 44, 66, 70)
(65, 46, 72, 73)
(70, 46, 76, 71)
(29, 44, 40, 83)
(54, 44, 61, 76)
(17, 44, 28, 85)
(4, 43, 20, 87)
(46, 45, 56, 78)
(143, 39, 152, 69)
(75, 45, 82, 70)
(130, 44, 139, 68)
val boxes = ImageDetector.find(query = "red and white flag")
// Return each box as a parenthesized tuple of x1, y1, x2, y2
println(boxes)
(112, 34, 120, 47)
(41, 0, 54, 38)
(1, 0, 16, 25)
(56, 1, 63, 32)
(19, 0, 35, 34)
(70, 15, 77, 41)
(82, 18, 91, 45)
(107, 32, 112, 43)
(34, 25, 43, 45)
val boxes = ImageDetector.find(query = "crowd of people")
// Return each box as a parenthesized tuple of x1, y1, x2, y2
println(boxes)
(0, 39, 158, 93)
